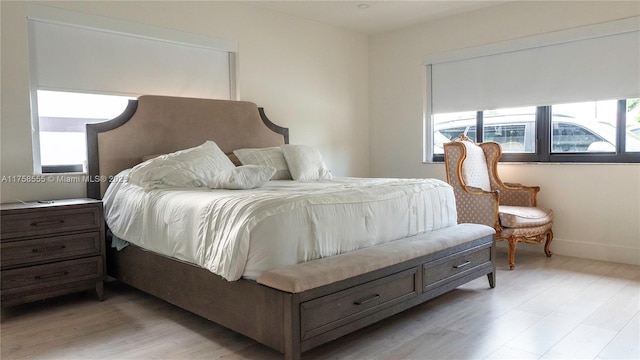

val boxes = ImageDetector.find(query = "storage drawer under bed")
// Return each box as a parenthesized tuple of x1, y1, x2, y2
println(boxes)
(422, 245, 492, 291)
(300, 267, 419, 340)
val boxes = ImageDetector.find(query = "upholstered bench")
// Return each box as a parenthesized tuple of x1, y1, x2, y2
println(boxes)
(258, 223, 496, 293)
(256, 223, 496, 354)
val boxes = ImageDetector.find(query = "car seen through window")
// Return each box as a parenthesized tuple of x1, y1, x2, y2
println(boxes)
(434, 114, 640, 154)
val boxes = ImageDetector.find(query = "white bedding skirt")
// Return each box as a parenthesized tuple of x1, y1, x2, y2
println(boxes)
(103, 171, 458, 281)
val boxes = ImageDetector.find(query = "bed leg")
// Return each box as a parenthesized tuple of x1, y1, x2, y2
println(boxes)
(487, 272, 496, 288)
(284, 349, 301, 360)
(283, 293, 301, 360)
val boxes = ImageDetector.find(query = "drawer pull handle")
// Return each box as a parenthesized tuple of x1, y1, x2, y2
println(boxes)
(32, 245, 66, 253)
(453, 260, 471, 269)
(30, 219, 65, 227)
(353, 294, 381, 305)
(35, 271, 69, 280)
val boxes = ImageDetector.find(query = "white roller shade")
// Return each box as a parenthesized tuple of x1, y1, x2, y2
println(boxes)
(28, 19, 233, 99)
(429, 20, 640, 114)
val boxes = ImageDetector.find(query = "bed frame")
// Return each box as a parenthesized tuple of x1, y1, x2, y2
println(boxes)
(86, 95, 495, 359)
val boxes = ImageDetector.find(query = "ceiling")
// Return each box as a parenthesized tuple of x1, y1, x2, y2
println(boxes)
(245, 1, 507, 35)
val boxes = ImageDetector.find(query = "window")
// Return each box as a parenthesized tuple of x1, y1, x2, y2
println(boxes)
(482, 107, 536, 154)
(426, 17, 639, 163)
(433, 111, 477, 153)
(37, 91, 131, 173)
(551, 100, 617, 153)
(27, 5, 237, 173)
(432, 99, 640, 163)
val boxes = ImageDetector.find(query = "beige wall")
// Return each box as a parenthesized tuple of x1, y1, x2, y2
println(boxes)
(370, 1, 640, 265)
(0, 0, 370, 202)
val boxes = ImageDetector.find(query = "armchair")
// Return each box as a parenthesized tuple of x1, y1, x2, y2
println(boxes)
(443, 135, 553, 269)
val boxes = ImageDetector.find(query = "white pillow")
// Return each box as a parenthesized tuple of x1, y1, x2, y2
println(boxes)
(207, 165, 276, 190)
(459, 141, 491, 191)
(233, 147, 291, 180)
(128, 141, 235, 190)
(281, 145, 332, 181)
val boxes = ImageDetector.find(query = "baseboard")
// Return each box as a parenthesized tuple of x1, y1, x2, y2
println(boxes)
(496, 238, 640, 266)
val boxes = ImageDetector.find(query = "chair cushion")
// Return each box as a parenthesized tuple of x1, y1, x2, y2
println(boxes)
(459, 141, 491, 191)
(499, 205, 553, 228)
(501, 222, 553, 238)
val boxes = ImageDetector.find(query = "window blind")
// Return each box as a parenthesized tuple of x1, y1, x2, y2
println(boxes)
(27, 19, 234, 99)
(428, 19, 640, 114)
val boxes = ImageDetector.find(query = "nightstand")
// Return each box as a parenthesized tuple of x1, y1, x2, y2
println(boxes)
(1, 198, 105, 306)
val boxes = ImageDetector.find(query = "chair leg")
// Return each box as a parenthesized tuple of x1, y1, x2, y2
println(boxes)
(507, 238, 517, 270)
(544, 230, 554, 257)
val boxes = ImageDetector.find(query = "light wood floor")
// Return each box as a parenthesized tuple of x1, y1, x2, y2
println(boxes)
(2, 247, 639, 360)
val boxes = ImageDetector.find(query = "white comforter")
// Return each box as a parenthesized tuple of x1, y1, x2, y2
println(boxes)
(104, 171, 457, 281)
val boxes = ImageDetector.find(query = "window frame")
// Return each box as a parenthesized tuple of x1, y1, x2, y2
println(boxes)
(432, 99, 640, 163)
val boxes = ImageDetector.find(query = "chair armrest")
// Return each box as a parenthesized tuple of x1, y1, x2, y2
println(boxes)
(466, 186, 486, 193)
(503, 182, 522, 187)
(454, 187, 500, 229)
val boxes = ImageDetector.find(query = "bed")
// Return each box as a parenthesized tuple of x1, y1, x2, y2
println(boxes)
(86, 95, 496, 359)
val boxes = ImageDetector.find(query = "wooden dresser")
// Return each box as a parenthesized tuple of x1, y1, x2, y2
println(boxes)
(1, 198, 105, 306)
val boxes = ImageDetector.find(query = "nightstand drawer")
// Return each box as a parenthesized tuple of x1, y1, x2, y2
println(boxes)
(1, 232, 102, 269)
(1, 206, 101, 241)
(1, 256, 102, 292)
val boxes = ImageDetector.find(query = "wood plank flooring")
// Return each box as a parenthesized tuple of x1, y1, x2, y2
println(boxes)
(2, 247, 638, 359)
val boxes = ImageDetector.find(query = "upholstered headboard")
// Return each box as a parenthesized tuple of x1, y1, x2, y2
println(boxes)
(86, 95, 289, 199)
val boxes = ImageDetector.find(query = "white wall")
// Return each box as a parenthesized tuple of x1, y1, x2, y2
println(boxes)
(2, 1, 639, 266)
(369, 1, 640, 265)
(0, 1, 369, 202)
